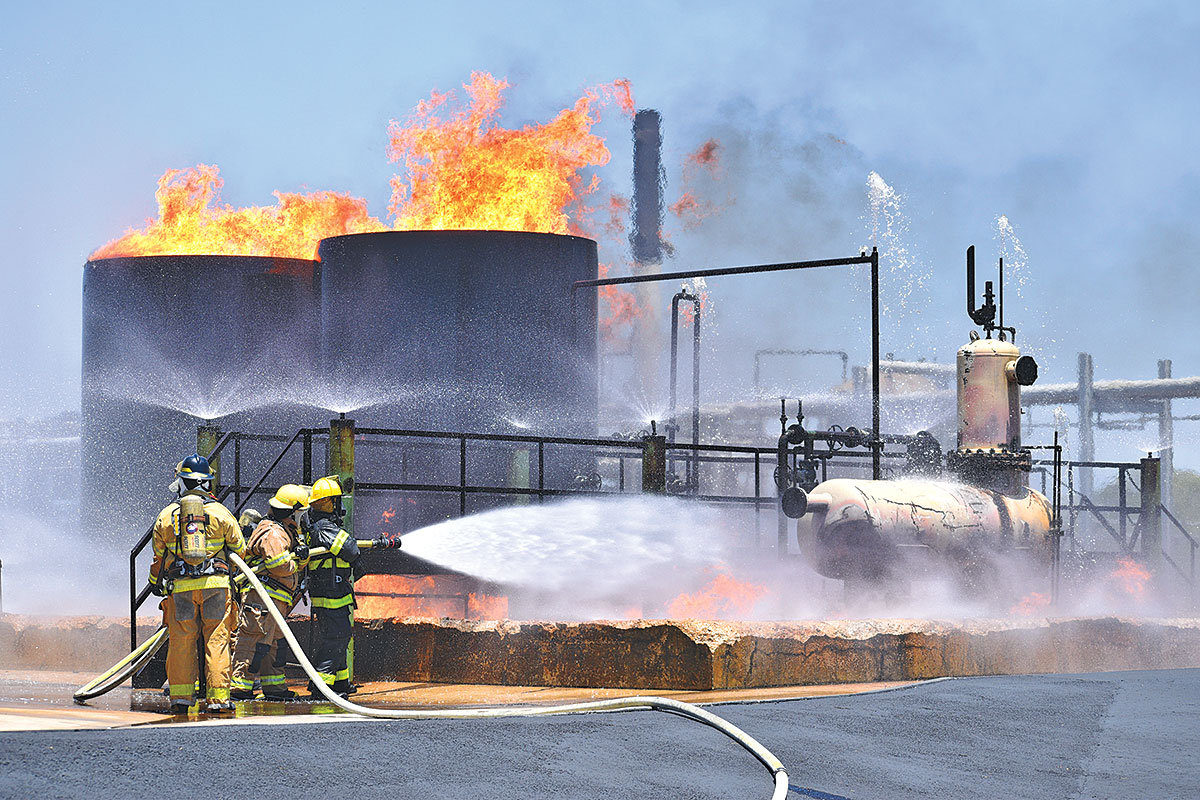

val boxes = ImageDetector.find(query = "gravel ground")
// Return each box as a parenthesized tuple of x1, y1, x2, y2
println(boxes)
(1, 669, 1196, 800)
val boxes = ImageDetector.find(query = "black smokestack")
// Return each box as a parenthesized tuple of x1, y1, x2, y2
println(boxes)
(630, 109, 664, 266)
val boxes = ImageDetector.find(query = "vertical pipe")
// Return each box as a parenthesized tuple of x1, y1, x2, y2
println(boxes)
(1119, 466, 1128, 547)
(233, 436, 241, 510)
(630, 110, 664, 402)
(754, 453, 761, 549)
(537, 441, 545, 504)
(129, 551, 137, 651)
(669, 293, 680, 445)
(1158, 359, 1174, 511)
(1077, 352, 1095, 500)
(303, 431, 312, 485)
(197, 424, 222, 492)
(458, 435, 467, 517)
(642, 428, 666, 494)
(328, 416, 356, 535)
(1140, 456, 1161, 569)
(692, 297, 701, 491)
(871, 247, 881, 480)
(508, 447, 530, 506)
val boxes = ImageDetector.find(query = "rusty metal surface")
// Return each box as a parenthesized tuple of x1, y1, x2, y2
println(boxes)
(805, 477, 1053, 580)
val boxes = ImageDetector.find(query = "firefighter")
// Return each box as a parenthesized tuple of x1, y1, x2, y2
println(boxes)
(306, 475, 401, 697)
(230, 484, 310, 700)
(148, 454, 245, 714)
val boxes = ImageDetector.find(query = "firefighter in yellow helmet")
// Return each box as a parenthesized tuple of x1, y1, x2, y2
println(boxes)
(306, 475, 400, 696)
(229, 484, 311, 700)
(147, 455, 246, 714)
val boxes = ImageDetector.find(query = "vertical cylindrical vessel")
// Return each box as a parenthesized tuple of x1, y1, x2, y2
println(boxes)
(82, 255, 319, 539)
(318, 231, 598, 435)
(317, 230, 599, 538)
(956, 337, 1022, 451)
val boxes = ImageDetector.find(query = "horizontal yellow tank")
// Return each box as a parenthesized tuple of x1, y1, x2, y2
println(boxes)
(800, 477, 1053, 581)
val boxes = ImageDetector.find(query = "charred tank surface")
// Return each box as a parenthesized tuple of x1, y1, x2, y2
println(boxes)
(82, 255, 319, 538)
(317, 230, 600, 556)
(804, 478, 1053, 582)
(318, 230, 598, 434)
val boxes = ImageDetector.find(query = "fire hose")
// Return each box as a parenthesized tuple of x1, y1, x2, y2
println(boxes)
(230, 551, 790, 800)
(73, 543, 339, 703)
(75, 547, 790, 799)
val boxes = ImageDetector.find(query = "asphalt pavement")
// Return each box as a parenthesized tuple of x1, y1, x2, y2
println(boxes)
(1, 668, 1196, 799)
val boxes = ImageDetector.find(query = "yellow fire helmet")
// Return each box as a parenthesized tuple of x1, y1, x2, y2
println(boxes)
(309, 475, 343, 506)
(269, 483, 311, 511)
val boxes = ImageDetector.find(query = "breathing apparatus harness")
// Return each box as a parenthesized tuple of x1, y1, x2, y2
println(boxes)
(157, 491, 230, 594)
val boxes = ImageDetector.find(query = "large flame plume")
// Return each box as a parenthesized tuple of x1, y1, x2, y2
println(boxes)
(91, 165, 385, 260)
(91, 73, 634, 261)
(388, 71, 633, 234)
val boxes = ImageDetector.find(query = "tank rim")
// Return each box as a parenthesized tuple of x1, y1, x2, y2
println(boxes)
(85, 254, 318, 267)
(316, 229, 598, 248)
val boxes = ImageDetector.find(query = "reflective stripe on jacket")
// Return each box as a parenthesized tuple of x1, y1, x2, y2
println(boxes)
(307, 515, 360, 601)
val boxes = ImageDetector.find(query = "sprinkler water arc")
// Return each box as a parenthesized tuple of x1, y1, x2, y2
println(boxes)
(230, 551, 791, 800)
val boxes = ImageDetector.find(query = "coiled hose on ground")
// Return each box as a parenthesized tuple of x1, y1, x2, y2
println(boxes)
(229, 551, 790, 800)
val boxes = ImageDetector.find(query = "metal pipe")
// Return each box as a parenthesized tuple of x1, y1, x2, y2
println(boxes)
(329, 416, 356, 534)
(1024, 374, 1200, 405)
(196, 424, 222, 493)
(1141, 456, 1162, 569)
(753, 349, 851, 396)
(1078, 353, 1095, 499)
(668, 288, 702, 490)
(642, 422, 667, 494)
(1159, 359, 1174, 508)
(573, 254, 873, 291)
(871, 246, 881, 480)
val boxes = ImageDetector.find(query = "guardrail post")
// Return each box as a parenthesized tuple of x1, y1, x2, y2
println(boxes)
(1140, 456, 1161, 570)
(642, 423, 666, 494)
(508, 447, 530, 505)
(197, 423, 222, 491)
(329, 416, 356, 536)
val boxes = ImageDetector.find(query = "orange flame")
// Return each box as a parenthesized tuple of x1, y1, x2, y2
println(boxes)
(387, 71, 634, 234)
(354, 574, 508, 620)
(466, 592, 509, 620)
(91, 73, 634, 260)
(380, 506, 396, 524)
(1008, 591, 1052, 617)
(1109, 557, 1151, 598)
(90, 165, 385, 260)
(597, 263, 641, 343)
(665, 571, 767, 620)
(669, 138, 727, 230)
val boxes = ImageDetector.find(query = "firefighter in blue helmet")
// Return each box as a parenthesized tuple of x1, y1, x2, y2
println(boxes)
(305, 475, 400, 697)
(148, 454, 245, 713)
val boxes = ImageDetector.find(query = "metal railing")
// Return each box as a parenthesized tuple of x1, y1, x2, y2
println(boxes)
(127, 423, 911, 648)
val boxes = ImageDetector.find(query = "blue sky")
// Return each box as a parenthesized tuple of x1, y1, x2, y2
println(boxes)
(3, 1, 1198, 465)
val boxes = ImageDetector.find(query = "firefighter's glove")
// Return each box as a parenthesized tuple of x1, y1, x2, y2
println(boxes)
(150, 581, 167, 597)
(293, 541, 309, 562)
(371, 534, 403, 550)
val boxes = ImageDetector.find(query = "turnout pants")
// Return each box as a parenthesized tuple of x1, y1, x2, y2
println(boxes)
(312, 603, 354, 688)
(165, 587, 236, 702)
(230, 597, 290, 694)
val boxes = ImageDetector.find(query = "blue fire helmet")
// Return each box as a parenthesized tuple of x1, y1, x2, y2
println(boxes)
(176, 454, 214, 481)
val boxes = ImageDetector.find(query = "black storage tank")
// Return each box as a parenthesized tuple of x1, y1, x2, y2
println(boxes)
(82, 255, 320, 538)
